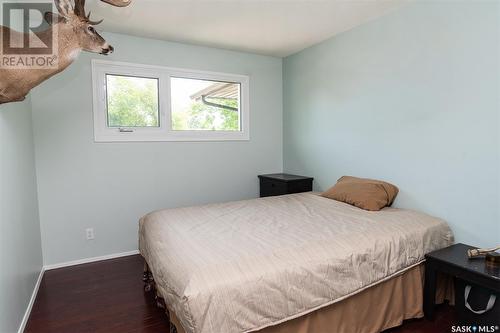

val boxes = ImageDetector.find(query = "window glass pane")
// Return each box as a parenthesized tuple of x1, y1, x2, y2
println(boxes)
(171, 77, 240, 131)
(106, 75, 159, 127)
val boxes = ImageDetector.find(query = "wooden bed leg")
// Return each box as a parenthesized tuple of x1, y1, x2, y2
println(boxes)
(155, 295, 166, 309)
(142, 259, 175, 331)
(143, 262, 154, 292)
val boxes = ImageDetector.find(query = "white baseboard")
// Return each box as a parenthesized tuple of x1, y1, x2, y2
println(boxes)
(43, 250, 140, 271)
(18, 267, 44, 333)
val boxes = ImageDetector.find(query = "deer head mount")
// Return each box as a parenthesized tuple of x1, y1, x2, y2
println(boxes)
(0, 0, 131, 105)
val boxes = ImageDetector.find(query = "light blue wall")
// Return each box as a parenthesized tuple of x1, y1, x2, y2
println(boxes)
(283, 2, 499, 247)
(31, 33, 283, 265)
(0, 98, 43, 333)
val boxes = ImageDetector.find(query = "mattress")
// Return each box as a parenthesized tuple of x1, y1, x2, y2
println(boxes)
(139, 192, 453, 333)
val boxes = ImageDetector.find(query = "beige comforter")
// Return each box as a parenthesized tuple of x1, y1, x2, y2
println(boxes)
(139, 193, 453, 333)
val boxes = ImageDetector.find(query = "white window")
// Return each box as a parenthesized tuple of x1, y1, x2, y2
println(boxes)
(92, 60, 249, 142)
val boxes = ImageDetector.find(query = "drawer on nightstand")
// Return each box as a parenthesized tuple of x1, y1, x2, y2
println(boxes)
(287, 179, 313, 194)
(259, 179, 287, 197)
(454, 278, 500, 326)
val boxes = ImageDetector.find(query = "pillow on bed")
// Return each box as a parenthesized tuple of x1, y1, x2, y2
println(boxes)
(321, 176, 399, 211)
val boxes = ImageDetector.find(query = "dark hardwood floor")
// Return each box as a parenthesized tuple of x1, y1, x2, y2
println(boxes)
(26, 255, 455, 333)
(25, 255, 169, 333)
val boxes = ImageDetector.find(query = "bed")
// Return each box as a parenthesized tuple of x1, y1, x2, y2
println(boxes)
(139, 192, 453, 333)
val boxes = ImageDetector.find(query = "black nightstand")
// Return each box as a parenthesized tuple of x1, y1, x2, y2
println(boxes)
(258, 173, 313, 198)
(424, 243, 500, 323)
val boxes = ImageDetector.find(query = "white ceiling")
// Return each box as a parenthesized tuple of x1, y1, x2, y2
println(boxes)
(88, 0, 407, 58)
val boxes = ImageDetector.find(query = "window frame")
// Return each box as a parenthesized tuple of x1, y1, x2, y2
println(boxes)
(91, 60, 250, 142)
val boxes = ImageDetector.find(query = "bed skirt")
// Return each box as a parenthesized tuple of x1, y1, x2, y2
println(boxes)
(143, 260, 452, 333)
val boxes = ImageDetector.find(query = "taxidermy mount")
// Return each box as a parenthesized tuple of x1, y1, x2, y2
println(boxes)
(0, 0, 131, 105)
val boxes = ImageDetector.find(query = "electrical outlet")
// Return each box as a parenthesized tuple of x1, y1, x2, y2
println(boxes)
(86, 228, 95, 240)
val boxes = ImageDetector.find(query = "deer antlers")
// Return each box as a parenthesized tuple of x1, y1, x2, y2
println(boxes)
(74, 0, 131, 25)
(468, 246, 500, 258)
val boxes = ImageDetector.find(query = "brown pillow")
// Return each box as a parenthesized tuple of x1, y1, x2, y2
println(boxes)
(321, 176, 399, 211)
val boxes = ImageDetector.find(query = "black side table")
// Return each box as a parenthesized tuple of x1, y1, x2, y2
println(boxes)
(424, 243, 500, 320)
(258, 173, 313, 197)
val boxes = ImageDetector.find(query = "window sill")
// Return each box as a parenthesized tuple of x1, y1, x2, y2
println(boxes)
(93, 131, 250, 142)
